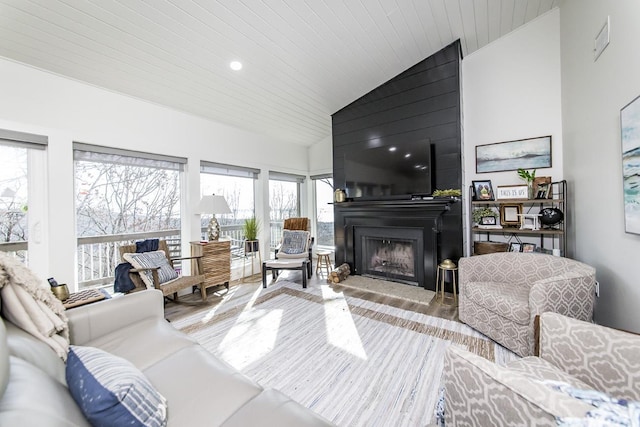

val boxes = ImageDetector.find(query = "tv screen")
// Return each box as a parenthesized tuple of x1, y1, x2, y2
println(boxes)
(344, 140, 432, 200)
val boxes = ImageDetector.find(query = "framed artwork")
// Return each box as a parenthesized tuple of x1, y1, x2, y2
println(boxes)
(533, 176, 552, 199)
(508, 242, 522, 252)
(476, 136, 552, 173)
(522, 243, 537, 253)
(496, 185, 528, 200)
(500, 203, 522, 227)
(472, 180, 494, 201)
(481, 216, 497, 225)
(621, 94, 640, 235)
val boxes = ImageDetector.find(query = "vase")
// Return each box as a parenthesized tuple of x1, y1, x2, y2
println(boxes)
(527, 182, 534, 199)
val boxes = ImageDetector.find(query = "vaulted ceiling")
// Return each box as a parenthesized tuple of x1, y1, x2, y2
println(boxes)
(0, 0, 558, 146)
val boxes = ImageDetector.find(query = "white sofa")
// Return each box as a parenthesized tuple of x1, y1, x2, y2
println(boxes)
(0, 289, 334, 426)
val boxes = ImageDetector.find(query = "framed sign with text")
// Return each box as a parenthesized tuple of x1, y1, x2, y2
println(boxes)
(496, 185, 528, 200)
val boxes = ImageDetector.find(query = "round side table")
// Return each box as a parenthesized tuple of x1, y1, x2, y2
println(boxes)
(435, 259, 458, 306)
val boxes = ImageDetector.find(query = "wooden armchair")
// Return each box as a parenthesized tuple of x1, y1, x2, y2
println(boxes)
(119, 240, 206, 301)
(275, 217, 314, 268)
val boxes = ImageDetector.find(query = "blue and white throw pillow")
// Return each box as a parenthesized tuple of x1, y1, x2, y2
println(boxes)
(545, 380, 640, 426)
(123, 250, 178, 288)
(66, 345, 168, 427)
(280, 230, 309, 255)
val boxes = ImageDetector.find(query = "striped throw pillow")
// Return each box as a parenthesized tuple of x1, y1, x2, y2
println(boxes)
(66, 345, 168, 427)
(123, 251, 178, 288)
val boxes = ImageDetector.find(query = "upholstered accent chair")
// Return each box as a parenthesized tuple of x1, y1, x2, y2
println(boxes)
(459, 252, 596, 357)
(119, 240, 206, 301)
(275, 217, 314, 270)
(443, 312, 640, 426)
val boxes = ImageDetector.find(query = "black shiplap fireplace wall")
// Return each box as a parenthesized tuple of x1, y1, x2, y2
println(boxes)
(331, 41, 463, 291)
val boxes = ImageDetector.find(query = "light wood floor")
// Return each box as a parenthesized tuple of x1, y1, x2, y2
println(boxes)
(164, 269, 459, 323)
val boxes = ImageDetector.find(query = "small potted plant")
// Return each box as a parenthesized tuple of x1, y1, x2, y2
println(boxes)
(517, 168, 536, 199)
(472, 207, 498, 226)
(242, 217, 261, 253)
(432, 188, 462, 198)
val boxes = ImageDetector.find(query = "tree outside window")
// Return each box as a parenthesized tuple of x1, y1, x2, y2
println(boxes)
(200, 173, 255, 239)
(0, 145, 28, 262)
(74, 151, 182, 288)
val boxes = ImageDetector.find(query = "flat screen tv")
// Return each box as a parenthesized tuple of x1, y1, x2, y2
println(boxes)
(344, 140, 433, 200)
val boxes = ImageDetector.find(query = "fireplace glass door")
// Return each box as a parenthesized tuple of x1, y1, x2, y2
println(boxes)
(354, 227, 423, 286)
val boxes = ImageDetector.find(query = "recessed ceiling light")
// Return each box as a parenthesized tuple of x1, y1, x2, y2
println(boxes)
(230, 61, 243, 71)
(404, 153, 411, 158)
(389, 147, 397, 152)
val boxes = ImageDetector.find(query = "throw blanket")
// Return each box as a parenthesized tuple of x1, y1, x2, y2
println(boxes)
(136, 238, 159, 253)
(113, 262, 135, 293)
(0, 252, 69, 360)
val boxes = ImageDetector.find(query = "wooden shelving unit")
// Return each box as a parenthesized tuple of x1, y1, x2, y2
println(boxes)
(470, 180, 567, 256)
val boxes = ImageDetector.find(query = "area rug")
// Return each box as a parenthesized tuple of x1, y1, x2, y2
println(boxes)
(172, 280, 516, 426)
(337, 275, 437, 306)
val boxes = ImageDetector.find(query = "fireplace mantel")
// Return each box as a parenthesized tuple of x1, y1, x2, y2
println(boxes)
(333, 197, 458, 210)
(334, 198, 459, 290)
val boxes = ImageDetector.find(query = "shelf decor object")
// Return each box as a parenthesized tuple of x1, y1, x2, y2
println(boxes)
(621, 94, 640, 235)
(533, 176, 553, 199)
(496, 185, 529, 200)
(197, 194, 231, 241)
(472, 180, 494, 201)
(500, 204, 523, 227)
(476, 135, 552, 173)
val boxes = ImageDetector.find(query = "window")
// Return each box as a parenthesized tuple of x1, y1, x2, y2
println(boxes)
(200, 161, 258, 248)
(0, 129, 47, 265)
(312, 175, 334, 249)
(74, 143, 185, 289)
(269, 172, 303, 252)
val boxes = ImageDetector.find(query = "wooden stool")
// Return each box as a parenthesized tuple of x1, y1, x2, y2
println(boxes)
(316, 250, 333, 275)
(435, 259, 458, 306)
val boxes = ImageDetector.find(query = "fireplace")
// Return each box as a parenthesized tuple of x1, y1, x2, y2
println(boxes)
(334, 199, 458, 290)
(355, 227, 423, 286)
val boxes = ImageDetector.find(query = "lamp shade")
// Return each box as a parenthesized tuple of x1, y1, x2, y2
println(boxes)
(197, 195, 231, 214)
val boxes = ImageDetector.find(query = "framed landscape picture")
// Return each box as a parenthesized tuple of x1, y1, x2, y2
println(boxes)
(621, 95, 640, 235)
(476, 136, 552, 173)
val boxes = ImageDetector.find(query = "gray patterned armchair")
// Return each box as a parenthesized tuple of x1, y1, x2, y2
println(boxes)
(443, 312, 640, 426)
(459, 252, 596, 357)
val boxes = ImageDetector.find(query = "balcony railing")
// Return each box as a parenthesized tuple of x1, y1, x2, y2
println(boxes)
(77, 229, 182, 290)
(2, 221, 302, 291)
(76, 224, 254, 290)
(0, 241, 28, 264)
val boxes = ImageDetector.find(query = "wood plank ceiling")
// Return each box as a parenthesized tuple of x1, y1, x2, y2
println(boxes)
(0, 0, 558, 146)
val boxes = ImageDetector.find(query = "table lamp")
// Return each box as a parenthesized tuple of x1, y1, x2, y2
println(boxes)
(197, 194, 231, 241)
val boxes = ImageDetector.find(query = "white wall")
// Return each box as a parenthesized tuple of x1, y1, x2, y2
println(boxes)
(462, 9, 563, 254)
(560, 0, 640, 331)
(0, 57, 310, 287)
(308, 135, 332, 177)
